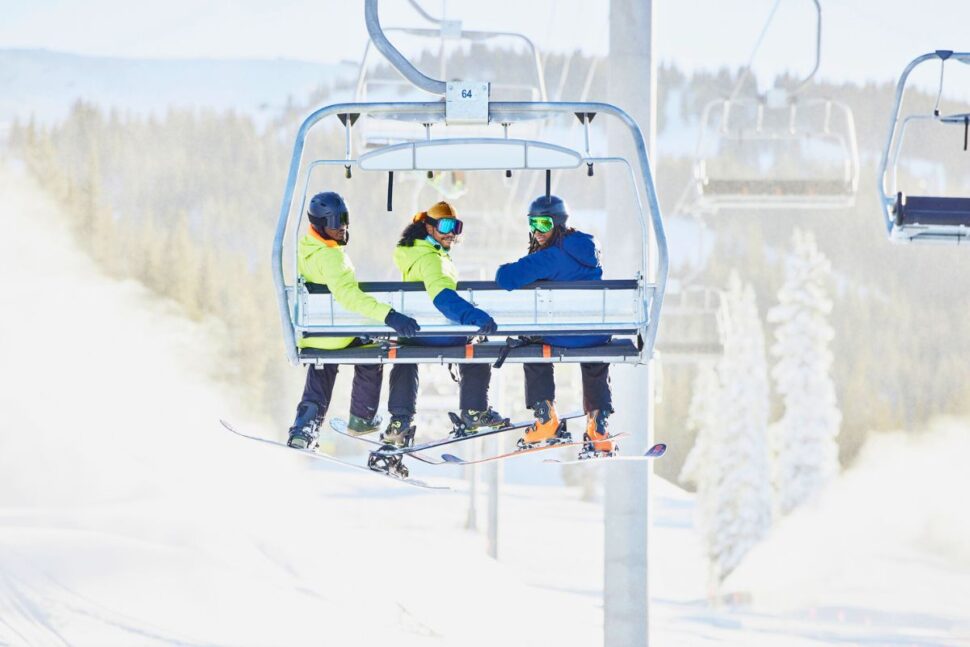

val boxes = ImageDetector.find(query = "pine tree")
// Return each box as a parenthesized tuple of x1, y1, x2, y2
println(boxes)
(679, 362, 720, 490)
(767, 229, 841, 516)
(689, 272, 772, 594)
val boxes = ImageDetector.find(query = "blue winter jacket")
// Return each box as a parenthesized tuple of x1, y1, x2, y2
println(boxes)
(495, 231, 611, 348)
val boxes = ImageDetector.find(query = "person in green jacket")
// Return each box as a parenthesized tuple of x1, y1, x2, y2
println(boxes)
(287, 191, 420, 450)
(369, 201, 506, 475)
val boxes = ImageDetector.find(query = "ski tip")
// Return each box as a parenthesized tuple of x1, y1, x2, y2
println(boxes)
(645, 443, 667, 458)
(441, 453, 464, 464)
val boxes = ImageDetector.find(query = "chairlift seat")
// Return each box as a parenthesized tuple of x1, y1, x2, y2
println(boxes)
(893, 194, 970, 227)
(298, 338, 641, 365)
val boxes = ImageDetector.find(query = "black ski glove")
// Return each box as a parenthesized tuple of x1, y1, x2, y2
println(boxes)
(384, 309, 420, 337)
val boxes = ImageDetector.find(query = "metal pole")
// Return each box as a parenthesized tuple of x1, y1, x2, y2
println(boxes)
(465, 449, 478, 530)
(486, 369, 505, 558)
(606, 1, 656, 646)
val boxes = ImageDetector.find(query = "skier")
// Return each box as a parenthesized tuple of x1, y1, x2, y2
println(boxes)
(371, 201, 506, 474)
(287, 191, 420, 450)
(495, 194, 615, 456)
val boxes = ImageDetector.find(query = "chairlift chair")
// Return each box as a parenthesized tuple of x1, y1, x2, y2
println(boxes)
(688, 0, 860, 213)
(878, 50, 970, 244)
(271, 1, 667, 369)
(692, 94, 859, 211)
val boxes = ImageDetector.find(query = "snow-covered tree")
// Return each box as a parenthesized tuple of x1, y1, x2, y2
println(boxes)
(679, 362, 720, 490)
(767, 228, 841, 516)
(685, 273, 773, 591)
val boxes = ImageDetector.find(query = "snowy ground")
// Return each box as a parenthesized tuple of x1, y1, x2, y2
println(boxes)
(1, 162, 969, 646)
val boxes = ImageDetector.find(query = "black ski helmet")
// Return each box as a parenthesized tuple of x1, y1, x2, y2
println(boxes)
(307, 191, 349, 231)
(527, 194, 569, 227)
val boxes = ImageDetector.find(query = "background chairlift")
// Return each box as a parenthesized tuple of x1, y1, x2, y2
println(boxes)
(688, 0, 860, 213)
(878, 50, 970, 244)
(271, 1, 667, 369)
(654, 284, 723, 364)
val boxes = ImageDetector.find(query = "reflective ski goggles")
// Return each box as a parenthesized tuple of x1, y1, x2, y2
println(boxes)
(528, 216, 555, 233)
(428, 216, 463, 235)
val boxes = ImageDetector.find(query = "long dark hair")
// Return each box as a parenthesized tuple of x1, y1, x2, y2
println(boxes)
(398, 221, 429, 247)
(528, 224, 576, 254)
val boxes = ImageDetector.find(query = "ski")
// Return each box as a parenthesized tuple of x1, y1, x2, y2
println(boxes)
(542, 442, 668, 465)
(329, 418, 446, 465)
(370, 411, 587, 459)
(220, 420, 449, 490)
(440, 432, 628, 466)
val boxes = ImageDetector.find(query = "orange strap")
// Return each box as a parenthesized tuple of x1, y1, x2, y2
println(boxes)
(542, 344, 552, 358)
(465, 344, 474, 359)
(388, 347, 398, 360)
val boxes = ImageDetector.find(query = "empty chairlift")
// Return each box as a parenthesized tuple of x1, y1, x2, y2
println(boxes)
(878, 50, 970, 244)
(690, 0, 859, 212)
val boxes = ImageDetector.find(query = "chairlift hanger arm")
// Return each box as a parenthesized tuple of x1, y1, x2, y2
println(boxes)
(365, 0, 447, 96)
(405, 0, 441, 25)
(729, 0, 821, 102)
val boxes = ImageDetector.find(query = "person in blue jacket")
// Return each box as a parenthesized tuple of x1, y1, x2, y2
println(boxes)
(495, 194, 615, 455)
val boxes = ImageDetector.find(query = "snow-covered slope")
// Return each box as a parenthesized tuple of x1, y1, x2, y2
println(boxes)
(0, 162, 590, 646)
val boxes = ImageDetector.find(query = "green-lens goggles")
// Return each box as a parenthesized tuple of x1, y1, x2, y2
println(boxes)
(529, 216, 555, 233)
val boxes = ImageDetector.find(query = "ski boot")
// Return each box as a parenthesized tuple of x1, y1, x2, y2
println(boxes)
(458, 407, 509, 435)
(579, 409, 616, 459)
(346, 412, 383, 436)
(287, 401, 323, 450)
(367, 415, 416, 478)
(518, 400, 570, 449)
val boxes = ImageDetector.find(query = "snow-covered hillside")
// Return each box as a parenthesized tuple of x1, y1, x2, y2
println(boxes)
(1, 162, 968, 645)
(0, 49, 355, 126)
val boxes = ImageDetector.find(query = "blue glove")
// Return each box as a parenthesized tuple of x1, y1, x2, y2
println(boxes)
(465, 308, 497, 335)
(384, 309, 420, 337)
(432, 289, 497, 334)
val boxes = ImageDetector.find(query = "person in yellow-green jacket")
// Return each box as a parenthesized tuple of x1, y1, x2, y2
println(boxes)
(368, 201, 507, 475)
(287, 191, 420, 451)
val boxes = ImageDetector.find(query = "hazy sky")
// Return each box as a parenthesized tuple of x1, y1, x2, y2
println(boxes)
(2, 0, 969, 87)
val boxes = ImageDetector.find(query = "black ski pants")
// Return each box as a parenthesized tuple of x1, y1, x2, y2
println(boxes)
(300, 362, 383, 421)
(523, 362, 613, 414)
(387, 363, 492, 417)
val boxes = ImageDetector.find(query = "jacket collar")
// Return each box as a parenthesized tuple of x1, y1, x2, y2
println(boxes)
(309, 227, 339, 248)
